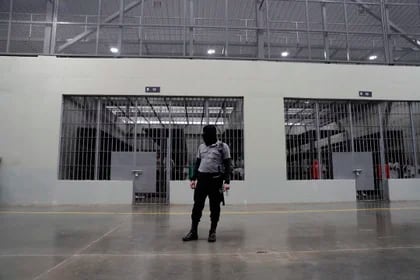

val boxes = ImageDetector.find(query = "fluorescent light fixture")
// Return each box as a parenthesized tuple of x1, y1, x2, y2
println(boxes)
(368, 55, 377, 60)
(110, 47, 119, 54)
(106, 106, 234, 115)
(281, 51, 289, 57)
(207, 49, 216, 55)
(121, 119, 224, 125)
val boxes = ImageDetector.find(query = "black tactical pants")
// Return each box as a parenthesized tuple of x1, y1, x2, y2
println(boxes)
(191, 173, 224, 229)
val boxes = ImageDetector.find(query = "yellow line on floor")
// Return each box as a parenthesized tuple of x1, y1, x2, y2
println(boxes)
(1, 206, 420, 216)
(2, 245, 420, 258)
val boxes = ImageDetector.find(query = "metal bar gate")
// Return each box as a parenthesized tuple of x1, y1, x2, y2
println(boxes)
(285, 99, 420, 201)
(59, 96, 244, 204)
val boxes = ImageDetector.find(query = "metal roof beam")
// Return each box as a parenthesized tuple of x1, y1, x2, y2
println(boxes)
(352, 0, 419, 52)
(145, 97, 165, 128)
(256, 0, 266, 59)
(57, 0, 143, 52)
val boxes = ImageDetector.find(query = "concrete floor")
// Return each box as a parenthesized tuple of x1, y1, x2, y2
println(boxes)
(1, 202, 420, 279)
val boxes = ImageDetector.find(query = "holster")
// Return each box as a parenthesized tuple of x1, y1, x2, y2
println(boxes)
(219, 187, 225, 206)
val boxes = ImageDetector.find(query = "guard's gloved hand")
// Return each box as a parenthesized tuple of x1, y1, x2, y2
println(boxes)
(190, 180, 197, 189)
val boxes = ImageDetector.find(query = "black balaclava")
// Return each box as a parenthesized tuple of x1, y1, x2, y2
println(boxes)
(202, 125, 217, 146)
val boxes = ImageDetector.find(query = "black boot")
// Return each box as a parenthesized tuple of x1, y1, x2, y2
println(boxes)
(182, 230, 198, 241)
(208, 230, 216, 243)
(208, 221, 217, 242)
(182, 222, 199, 242)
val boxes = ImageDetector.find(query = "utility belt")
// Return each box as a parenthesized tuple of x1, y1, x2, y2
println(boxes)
(197, 172, 224, 180)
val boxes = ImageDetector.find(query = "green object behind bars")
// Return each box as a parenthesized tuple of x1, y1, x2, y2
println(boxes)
(188, 165, 194, 180)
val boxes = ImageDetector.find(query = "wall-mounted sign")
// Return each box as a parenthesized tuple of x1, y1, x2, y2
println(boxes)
(145, 86, 160, 93)
(359, 91, 372, 97)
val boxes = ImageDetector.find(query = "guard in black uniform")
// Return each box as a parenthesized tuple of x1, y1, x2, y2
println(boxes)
(182, 125, 232, 243)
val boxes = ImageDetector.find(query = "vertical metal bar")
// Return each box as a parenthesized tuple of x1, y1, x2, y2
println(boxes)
(84, 15, 88, 33)
(111, 100, 116, 180)
(68, 98, 76, 180)
(189, 0, 194, 56)
(256, 0, 265, 59)
(90, 99, 96, 180)
(64, 100, 70, 179)
(266, 0, 271, 59)
(89, 99, 95, 180)
(174, 116, 177, 182)
(225, 0, 229, 57)
(348, 103, 355, 153)
(118, 0, 124, 54)
(43, 0, 53, 54)
(304, 0, 312, 59)
(102, 97, 107, 180)
(183, 0, 187, 56)
(61, 99, 67, 179)
(343, 2, 350, 61)
(81, 98, 88, 180)
(126, 104, 130, 152)
(385, 6, 393, 63)
(348, 102, 356, 198)
(134, 99, 138, 154)
(95, 0, 102, 55)
(380, 0, 391, 64)
(166, 100, 172, 204)
(296, 102, 301, 179)
(69, 98, 76, 180)
(29, 14, 33, 38)
(131, 98, 136, 203)
(59, 98, 66, 179)
(139, 0, 144, 55)
(378, 103, 389, 200)
(400, 102, 406, 170)
(75, 98, 82, 180)
(117, 101, 122, 153)
(6, 0, 13, 52)
(77, 98, 83, 179)
(205, 98, 209, 125)
(327, 103, 332, 179)
(321, 2, 329, 61)
(153, 100, 157, 204)
(94, 98, 102, 180)
(50, 0, 59, 54)
(66, 99, 72, 179)
(359, 104, 364, 153)
(296, 107, 299, 179)
(315, 102, 322, 179)
(131, 105, 136, 204)
(241, 98, 245, 179)
(409, 102, 418, 178)
(158, 112, 161, 204)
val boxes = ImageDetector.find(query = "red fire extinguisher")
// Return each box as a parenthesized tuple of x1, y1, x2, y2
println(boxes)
(312, 160, 320, 179)
(377, 164, 390, 179)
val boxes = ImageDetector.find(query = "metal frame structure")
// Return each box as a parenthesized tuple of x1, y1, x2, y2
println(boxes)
(0, 0, 420, 65)
(285, 99, 420, 201)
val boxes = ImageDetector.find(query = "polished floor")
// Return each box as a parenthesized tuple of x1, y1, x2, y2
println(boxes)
(1, 201, 420, 279)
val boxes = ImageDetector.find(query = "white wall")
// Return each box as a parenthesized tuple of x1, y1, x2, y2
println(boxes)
(1, 56, 420, 205)
(170, 180, 356, 205)
(55, 181, 132, 205)
(389, 179, 420, 201)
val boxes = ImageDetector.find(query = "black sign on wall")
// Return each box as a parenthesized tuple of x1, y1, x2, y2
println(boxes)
(145, 86, 161, 93)
(359, 91, 373, 97)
